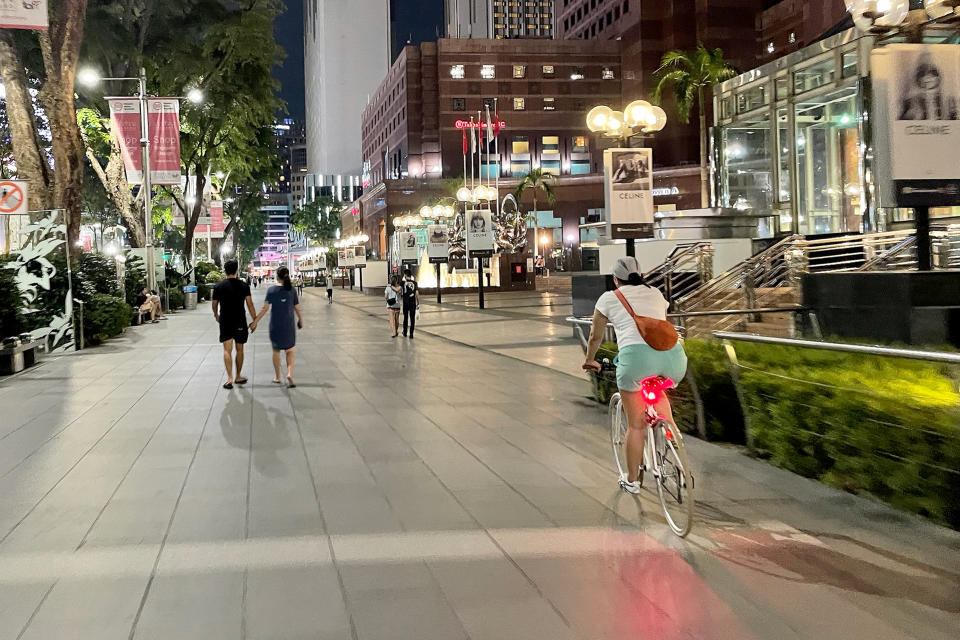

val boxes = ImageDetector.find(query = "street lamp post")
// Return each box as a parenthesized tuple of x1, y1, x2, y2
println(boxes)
(79, 68, 204, 292)
(586, 99, 667, 258)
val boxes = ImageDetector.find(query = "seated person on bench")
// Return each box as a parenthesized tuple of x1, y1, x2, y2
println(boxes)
(135, 286, 163, 323)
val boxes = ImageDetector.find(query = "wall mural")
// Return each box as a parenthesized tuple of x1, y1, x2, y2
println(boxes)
(4, 212, 75, 352)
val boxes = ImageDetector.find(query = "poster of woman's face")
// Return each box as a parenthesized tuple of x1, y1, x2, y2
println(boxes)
(898, 51, 960, 121)
(469, 212, 487, 233)
(354, 246, 364, 258)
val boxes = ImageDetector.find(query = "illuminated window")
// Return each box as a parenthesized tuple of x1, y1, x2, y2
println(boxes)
(542, 65, 555, 77)
(481, 64, 496, 79)
(452, 98, 466, 111)
(572, 136, 589, 153)
(513, 65, 526, 78)
(543, 97, 555, 111)
(602, 67, 615, 80)
(450, 64, 465, 79)
(513, 97, 525, 110)
(512, 137, 529, 154)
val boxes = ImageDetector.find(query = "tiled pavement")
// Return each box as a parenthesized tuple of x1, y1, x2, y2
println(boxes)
(0, 286, 957, 639)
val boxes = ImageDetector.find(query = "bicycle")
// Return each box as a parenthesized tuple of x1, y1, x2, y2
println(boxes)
(603, 361, 696, 537)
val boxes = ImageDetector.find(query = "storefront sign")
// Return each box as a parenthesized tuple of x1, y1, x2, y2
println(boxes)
(352, 246, 366, 268)
(652, 186, 680, 197)
(873, 44, 960, 206)
(108, 98, 182, 185)
(604, 148, 654, 239)
(455, 119, 506, 130)
(427, 225, 450, 264)
(465, 209, 495, 258)
(0, 0, 48, 30)
(398, 231, 420, 264)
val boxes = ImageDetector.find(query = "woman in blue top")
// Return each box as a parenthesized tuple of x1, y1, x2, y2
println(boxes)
(251, 267, 303, 388)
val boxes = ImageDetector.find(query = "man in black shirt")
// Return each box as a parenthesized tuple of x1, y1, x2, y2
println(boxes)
(401, 268, 419, 339)
(212, 260, 257, 389)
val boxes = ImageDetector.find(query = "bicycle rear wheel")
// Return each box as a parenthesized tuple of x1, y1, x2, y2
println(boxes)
(652, 421, 695, 537)
(609, 393, 629, 479)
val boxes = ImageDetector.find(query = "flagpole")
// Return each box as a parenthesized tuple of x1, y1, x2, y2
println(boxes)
(469, 116, 475, 192)
(494, 98, 500, 216)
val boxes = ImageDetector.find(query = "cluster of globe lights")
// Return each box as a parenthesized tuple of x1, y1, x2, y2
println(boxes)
(844, 1, 959, 31)
(456, 184, 498, 203)
(586, 100, 667, 138)
(334, 233, 368, 248)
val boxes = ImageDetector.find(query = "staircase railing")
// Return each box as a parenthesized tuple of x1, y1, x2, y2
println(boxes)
(642, 242, 714, 304)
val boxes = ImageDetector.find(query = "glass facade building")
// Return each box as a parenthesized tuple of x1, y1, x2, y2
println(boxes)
(713, 28, 960, 237)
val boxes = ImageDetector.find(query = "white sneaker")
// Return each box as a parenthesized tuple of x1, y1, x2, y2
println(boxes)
(619, 475, 641, 495)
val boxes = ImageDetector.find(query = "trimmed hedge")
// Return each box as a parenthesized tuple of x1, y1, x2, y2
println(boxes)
(733, 343, 960, 529)
(0, 255, 24, 338)
(83, 293, 131, 345)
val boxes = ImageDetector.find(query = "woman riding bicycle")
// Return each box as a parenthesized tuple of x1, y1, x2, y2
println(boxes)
(583, 257, 688, 494)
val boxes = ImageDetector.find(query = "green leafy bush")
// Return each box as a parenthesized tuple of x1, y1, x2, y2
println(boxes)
(733, 343, 960, 528)
(167, 288, 184, 311)
(123, 253, 147, 306)
(82, 294, 131, 345)
(205, 270, 225, 285)
(0, 256, 24, 338)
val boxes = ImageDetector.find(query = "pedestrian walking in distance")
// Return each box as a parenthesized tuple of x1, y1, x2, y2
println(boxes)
(212, 260, 257, 389)
(401, 268, 419, 339)
(325, 273, 334, 303)
(251, 266, 303, 388)
(385, 276, 402, 338)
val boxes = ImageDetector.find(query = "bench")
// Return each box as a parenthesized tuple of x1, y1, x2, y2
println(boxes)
(0, 339, 45, 375)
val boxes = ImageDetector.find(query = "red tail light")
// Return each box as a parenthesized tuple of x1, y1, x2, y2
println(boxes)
(640, 376, 674, 405)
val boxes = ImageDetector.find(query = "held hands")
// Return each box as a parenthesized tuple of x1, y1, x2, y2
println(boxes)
(582, 360, 602, 372)
(249, 320, 258, 333)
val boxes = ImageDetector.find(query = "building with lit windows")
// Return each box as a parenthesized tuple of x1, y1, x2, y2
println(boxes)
(447, 0, 554, 39)
(267, 119, 305, 197)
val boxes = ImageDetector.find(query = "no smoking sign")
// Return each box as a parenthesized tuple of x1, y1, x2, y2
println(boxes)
(0, 181, 28, 216)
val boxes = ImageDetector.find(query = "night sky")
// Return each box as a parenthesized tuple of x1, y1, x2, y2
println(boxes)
(273, 0, 445, 122)
(274, 0, 305, 121)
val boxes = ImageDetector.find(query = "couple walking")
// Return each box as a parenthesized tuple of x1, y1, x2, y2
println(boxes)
(212, 261, 303, 389)
(385, 268, 419, 338)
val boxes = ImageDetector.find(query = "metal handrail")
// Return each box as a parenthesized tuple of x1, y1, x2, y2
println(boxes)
(714, 331, 960, 365)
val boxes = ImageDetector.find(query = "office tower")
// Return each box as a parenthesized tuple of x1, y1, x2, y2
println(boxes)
(447, 0, 554, 39)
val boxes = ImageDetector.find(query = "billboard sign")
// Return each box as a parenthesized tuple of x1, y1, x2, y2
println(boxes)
(604, 148, 654, 239)
(873, 44, 960, 207)
(427, 225, 450, 263)
(353, 246, 366, 268)
(398, 231, 420, 264)
(465, 208, 494, 258)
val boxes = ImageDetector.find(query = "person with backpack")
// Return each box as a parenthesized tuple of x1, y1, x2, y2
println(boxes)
(250, 266, 303, 388)
(581, 256, 687, 494)
(385, 276, 402, 337)
(400, 268, 419, 339)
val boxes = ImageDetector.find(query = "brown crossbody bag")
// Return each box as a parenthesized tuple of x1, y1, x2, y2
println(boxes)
(613, 289, 679, 351)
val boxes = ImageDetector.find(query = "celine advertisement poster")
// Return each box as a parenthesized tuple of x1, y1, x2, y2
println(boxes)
(427, 225, 450, 263)
(603, 148, 654, 239)
(466, 209, 494, 258)
(398, 231, 420, 263)
(872, 44, 960, 206)
(353, 246, 366, 268)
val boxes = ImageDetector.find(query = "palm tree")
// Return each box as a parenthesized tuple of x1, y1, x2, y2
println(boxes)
(652, 43, 737, 208)
(513, 169, 557, 266)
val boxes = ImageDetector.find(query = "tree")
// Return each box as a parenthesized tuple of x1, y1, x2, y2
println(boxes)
(0, 0, 90, 243)
(513, 169, 556, 261)
(290, 196, 343, 247)
(652, 44, 737, 208)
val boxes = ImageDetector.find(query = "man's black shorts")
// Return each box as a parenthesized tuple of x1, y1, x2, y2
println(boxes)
(219, 324, 249, 345)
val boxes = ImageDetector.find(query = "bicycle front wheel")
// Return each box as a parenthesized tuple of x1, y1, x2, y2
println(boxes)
(652, 421, 695, 537)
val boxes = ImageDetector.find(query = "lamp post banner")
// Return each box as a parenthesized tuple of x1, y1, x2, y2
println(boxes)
(108, 99, 144, 184)
(427, 225, 450, 263)
(0, 0, 48, 30)
(604, 148, 654, 239)
(873, 44, 960, 206)
(147, 99, 182, 185)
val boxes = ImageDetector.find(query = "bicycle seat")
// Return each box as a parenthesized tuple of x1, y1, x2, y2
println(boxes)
(640, 376, 675, 403)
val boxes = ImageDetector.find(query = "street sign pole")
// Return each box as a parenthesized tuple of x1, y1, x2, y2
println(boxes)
(138, 68, 156, 293)
(436, 262, 442, 304)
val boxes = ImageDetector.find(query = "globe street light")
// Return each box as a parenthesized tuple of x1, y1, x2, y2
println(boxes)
(587, 98, 667, 141)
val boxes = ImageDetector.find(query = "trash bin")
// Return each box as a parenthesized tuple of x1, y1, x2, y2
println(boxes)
(183, 285, 198, 310)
